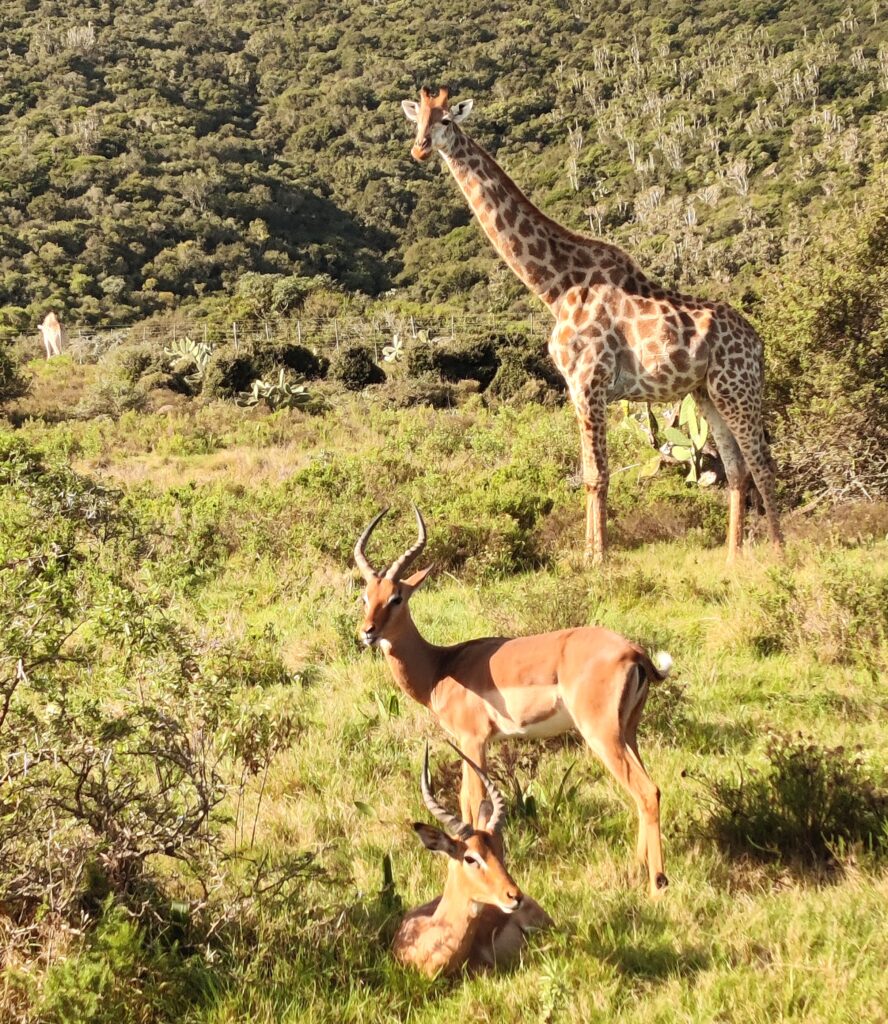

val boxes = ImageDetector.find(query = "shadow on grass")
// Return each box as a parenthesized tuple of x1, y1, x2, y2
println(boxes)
(572, 901, 711, 983)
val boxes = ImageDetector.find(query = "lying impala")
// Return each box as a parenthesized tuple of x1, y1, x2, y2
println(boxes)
(355, 508, 672, 898)
(394, 742, 551, 976)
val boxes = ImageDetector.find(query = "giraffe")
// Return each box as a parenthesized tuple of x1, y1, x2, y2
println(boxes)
(401, 87, 783, 563)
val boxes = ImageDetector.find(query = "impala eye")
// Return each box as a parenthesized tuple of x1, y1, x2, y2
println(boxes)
(387, 594, 402, 607)
(464, 853, 480, 868)
(441, 117, 452, 125)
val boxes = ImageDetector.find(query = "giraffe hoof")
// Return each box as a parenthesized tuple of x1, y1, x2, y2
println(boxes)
(655, 873, 669, 890)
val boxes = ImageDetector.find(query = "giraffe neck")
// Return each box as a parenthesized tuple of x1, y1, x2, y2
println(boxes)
(439, 130, 597, 310)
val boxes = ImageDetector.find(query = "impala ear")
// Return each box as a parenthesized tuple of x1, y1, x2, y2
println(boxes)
(413, 823, 460, 858)
(476, 799, 494, 831)
(401, 100, 420, 123)
(403, 566, 433, 593)
(451, 99, 473, 123)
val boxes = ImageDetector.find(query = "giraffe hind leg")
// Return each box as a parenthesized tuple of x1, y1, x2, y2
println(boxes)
(704, 382, 783, 552)
(694, 391, 751, 562)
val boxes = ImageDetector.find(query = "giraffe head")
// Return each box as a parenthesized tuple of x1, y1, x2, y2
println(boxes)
(401, 86, 473, 162)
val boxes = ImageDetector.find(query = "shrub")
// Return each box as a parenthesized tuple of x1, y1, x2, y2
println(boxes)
(694, 733, 888, 868)
(750, 560, 888, 673)
(252, 340, 329, 380)
(328, 343, 385, 390)
(429, 336, 498, 387)
(0, 436, 301, 933)
(376, 373, 457, 408)
(757, 178, 888, 504)
(0, 343, 30, 406)
(202, 345, 260, 399)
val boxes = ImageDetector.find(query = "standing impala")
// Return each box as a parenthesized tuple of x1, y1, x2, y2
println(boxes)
(394, 743, 551, 976)
(355, 507, 671, 898)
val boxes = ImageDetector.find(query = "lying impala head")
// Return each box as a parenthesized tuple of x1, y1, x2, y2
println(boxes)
(400, 86, 474, 162)
(354, 507, 432, 647)
(415, 743, 521, 915)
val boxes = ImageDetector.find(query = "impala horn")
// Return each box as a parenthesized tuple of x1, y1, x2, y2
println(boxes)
(353, 507, 388, 581)
(445, 740, 507, 834)
(385, 505, 427, 580)
(420, 743, 473, 840)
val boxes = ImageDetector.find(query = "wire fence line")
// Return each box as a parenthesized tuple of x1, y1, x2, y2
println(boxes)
(18, 312, 551, 363)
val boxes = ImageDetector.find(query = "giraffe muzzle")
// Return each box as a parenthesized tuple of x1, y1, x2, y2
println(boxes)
(411, 141, 433, 161)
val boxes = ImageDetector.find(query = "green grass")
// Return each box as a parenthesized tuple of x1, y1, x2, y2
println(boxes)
(4, 398, 887, 1023)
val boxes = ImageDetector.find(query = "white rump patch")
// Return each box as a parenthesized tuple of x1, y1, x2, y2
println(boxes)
(652, 651, 673, 676)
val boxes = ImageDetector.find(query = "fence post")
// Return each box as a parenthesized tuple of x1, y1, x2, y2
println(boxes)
(233, 322, 238, 352)
(334, 319, 340, 349)
(264, 321, 271, 342)
(297, 320, 302, 345)
(410, 315, 416, 338)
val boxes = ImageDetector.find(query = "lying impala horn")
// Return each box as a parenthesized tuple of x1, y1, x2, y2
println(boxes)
(446, 741, 507, 834)
(420, 743, 473, 840)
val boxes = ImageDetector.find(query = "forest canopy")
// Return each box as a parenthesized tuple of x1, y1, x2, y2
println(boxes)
(0, 0, 886, 334)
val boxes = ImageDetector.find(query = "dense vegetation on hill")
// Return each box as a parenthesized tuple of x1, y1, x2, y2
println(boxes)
(1, 0, 886, 333)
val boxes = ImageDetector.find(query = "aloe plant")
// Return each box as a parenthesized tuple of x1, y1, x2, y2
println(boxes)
(164, 335, 215, 385)
(661, 395, 715, 484)
(382, 332, 404, 363)
(237, 369, 311, 410)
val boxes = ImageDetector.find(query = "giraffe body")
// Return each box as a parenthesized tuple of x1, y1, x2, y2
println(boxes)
(402, 88, 783, 562)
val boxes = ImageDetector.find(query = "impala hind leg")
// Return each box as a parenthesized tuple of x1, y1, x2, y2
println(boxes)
(577, 721, 667, 899)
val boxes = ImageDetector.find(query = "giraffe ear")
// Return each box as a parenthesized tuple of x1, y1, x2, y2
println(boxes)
(401, 100, 420, 123)
(451, 99, 473, 123)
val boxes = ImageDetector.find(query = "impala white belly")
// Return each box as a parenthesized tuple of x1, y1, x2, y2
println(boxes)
(489, 701, 576, 740)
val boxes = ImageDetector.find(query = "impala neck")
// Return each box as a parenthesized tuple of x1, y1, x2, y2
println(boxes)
(430, 868, 484, 970)
(379, 615, 440, 707)
(439, 128, 580, 310)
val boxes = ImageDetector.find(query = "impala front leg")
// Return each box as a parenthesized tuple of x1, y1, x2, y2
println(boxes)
(458, 738, 488, 827)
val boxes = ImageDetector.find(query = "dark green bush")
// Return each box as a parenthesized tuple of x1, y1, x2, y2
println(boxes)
(202, 345, 260, 399)
(0, 343, 29, 405)
(696, 733, 888, 868)
(253, 341, 330, 380)
(430, 336, 498, 387)
(376, 373, 457, 409)
(758, 180, 888, 504)
(328, 344, 385, 390)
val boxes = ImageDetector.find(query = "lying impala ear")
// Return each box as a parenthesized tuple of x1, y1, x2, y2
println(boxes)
(476, 799, 494, 831)
(413, 823, 459, 858)
(403, 566, 434, 592)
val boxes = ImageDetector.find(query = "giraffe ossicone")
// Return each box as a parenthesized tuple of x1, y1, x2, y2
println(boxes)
(402, 86, 783, 563)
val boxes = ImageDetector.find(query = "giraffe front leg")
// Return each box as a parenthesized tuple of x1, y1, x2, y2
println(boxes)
(574, 386, 610, 563)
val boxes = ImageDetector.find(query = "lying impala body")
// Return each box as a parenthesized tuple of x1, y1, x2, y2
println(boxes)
(356, 508, 671, 898)
(393, 743, 551, 976)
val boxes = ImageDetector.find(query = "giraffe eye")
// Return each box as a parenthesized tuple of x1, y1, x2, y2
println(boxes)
(441, 117, 452, 125)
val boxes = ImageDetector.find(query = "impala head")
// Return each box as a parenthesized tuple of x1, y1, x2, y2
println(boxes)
(354, 507, 433, 647)
(414, 743, 521, 915)
(401, 86, 474, 162)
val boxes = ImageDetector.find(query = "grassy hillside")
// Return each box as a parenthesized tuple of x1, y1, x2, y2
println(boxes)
(1, 0, 886, 332)
(1, 384, 886, 1022)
